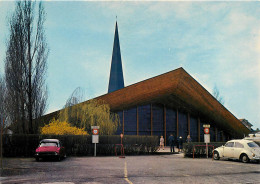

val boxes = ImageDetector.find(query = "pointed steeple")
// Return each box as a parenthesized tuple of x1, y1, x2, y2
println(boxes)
(108, 22, 125, 93)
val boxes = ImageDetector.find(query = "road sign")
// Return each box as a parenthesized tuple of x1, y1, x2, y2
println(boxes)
(91, 126, 100, 157)
(204, 128, 210, 134)
(92, 129, 99, 135)
(203, 124, 210, 128)
(92, 135, 99, 143)
(204, 134, 210, 143)
(204, 134, 210, 158)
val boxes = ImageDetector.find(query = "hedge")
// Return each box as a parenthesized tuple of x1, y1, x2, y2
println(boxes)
(2, 134, 159, 157)
(183, 142, 226, 158)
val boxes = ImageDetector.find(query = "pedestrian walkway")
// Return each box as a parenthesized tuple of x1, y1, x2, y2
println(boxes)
(157, 146, 181, 154)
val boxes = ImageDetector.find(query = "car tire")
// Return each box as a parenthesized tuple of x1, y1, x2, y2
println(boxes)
(213, 151, 220, 160)
(241, 154, 249, 163)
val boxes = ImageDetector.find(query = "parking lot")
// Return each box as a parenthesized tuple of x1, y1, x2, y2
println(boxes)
(0, 153, 259, 184)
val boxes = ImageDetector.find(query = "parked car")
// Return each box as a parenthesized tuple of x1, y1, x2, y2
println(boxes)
(35, 139, 66, 161)
(213, 139, 260, 163)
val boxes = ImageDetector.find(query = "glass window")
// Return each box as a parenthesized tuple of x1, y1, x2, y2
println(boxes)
(115, 111, 123, 134)
(166, 108, 176, 132)
(200, 122, 204, 142)
(40, 142, 58, 147)
(210, 125, 215, 142)
(124, 108, 137, 135)
(138, 104, 151, 135)
(234, 142, 244, 148)
(225, 142, 234, 147)
(152, 104, 164, 137)
(217, 130, 222, 142)
(166, 108, 176, 145)
(247, 142, 259, 148)
(190, 116, 198, 142)
(178, 112, 188, 139)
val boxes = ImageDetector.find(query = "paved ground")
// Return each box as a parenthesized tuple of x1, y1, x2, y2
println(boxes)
(0, 152, 259, 184)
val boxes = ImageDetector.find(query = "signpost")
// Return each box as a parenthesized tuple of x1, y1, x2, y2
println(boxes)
(91, 126, 99, 157)
(203, 124, 210, 158)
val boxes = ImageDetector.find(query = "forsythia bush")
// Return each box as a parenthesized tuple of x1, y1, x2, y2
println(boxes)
(41, 119, 88, 135)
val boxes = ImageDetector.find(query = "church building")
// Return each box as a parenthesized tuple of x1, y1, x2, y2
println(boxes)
(43, 22, 250, 144)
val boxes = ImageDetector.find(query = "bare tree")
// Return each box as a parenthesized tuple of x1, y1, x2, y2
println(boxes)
(0, 75, 6, 126)
(4, 0, 48, 134)
(64, 87, 86, 108)
(213, 85, 225, 105)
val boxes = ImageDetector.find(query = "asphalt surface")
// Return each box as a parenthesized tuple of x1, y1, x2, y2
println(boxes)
(0, 154, 259, 184)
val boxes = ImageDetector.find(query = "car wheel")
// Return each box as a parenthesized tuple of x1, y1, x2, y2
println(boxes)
(241, 154, 249, 163)
(213, 151, 220, 160)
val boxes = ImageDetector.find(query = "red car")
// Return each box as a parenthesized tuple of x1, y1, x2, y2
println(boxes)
(35, 139, 66, 161)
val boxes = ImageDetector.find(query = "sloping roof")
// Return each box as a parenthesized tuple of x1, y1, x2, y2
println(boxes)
(94, 67, 249, 137)
(41, 67, 249, 137)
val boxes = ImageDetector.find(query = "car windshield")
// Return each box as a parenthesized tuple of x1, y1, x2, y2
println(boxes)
(40, 142, 58, 147)
(247, 142, 259, 148)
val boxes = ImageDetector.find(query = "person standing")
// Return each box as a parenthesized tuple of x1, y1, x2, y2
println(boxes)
(168, 134, 175, 153)
(186, 135, 192, 143)
(178, 136, 183, 152)
(160, 135, 164, 150)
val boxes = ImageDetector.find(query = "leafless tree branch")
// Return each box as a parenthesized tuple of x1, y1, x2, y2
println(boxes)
(4, 0, 48, 134)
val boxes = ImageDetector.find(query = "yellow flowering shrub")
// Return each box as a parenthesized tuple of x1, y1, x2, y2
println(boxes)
(41, 119, 88, 135)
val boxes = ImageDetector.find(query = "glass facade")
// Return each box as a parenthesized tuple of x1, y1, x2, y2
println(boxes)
(138, 105, 151, 135)
(200, 121, 204, 142)
(178, 112, 188, 140)
(124, 108, 137, 135)
(152, 104, 164, 137)
(190, 116, 198, 142)
(166, 108, 176, 145)
(210, 125, 215, 142)
(115, 103, 227, 142)
(217, 129, 222, 142)
(115, 111, 123, 134)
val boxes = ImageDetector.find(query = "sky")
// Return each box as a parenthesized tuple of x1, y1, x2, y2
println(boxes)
(0, 1, 260, 129)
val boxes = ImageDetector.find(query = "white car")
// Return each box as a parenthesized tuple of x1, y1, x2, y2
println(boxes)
(213, 139, 260, 163)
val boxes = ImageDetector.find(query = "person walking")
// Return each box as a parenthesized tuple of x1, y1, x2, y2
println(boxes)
(168, 134, 175, 153)
(160, 135, 164, 150)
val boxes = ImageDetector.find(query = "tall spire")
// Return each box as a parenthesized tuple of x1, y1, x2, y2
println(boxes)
(108, 21, 125, 93)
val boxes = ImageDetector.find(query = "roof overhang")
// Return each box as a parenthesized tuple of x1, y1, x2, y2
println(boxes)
(94, 67, 249, 137)
(41, 67, 249, 138)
